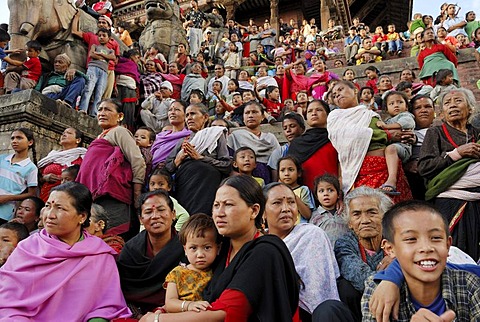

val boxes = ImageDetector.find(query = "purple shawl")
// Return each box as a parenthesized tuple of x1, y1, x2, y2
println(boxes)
(115, 57, 140, 84)
(0, 230, 131, 321)
(151, 128, 191, 168)
(77, 138, 133, 204)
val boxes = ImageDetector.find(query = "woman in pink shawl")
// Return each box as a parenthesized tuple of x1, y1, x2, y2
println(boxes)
(310, 59, 339, 100)
(283, 60, 328, 101)
(151, 100, 191, 169)
(161, 62, 185, 100)
(0, 182, 131, 321)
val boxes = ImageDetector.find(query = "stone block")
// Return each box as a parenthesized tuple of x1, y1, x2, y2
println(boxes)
(0, 90, 101, 159)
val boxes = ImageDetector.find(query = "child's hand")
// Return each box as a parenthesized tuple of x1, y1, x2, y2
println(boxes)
(187, 300, 211, 312)
(376, 120, 386, 128)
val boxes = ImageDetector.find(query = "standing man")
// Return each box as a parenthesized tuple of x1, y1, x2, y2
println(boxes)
(72, 13, 120, 99)
(183, 0, 209, 57)
(441, 3, 467, 38)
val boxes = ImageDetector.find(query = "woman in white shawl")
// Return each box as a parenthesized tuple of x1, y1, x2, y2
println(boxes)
(327, 81, 412, 203)
(227, 100, 280, 184)
(38, 127, 86, 201)
(165, 103, 231, 215)
(263, 182, 354, 322)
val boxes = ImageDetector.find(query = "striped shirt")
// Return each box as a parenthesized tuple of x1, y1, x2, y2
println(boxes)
(0, 154, 38, 220)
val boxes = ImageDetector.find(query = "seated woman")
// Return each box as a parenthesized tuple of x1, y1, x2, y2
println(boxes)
(0, 182, 131, 321)
(140, 175, 299, 322)
(418, 88, 480, 261)
(227, 101, 280, 184)
(117, 189, 184, 318)
(87, 203, 125, 254)
(165, 103, 231, 215)
(334, 186, 394, 321)
(328, 81, 412, 202)
(288, 100, 338, 190)
(417, 27, 458, 87)
(151, 100, 191, 169)
(38, 127, 86, 201)
(263, 182, 354, 322)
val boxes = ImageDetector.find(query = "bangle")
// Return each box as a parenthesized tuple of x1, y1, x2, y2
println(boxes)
(181, 300, 187, 312)
(154, 312, 160, 322)
(384, 129, 392, 141)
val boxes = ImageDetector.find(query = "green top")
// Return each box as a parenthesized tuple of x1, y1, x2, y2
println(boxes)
(465, 21, 480, 41)
(368, 117, 388, 151)
(35, 70, 88, 92)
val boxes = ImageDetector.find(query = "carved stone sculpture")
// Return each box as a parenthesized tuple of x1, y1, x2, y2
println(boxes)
(7, 0, 125, 72)
(139, 0, 188, 62)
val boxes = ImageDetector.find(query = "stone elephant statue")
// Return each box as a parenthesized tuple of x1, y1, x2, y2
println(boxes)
(7, 0, 125, 73)
(139, 0, 188, 62)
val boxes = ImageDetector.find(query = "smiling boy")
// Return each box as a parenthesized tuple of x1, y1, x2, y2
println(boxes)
(362, 201, 480, 321)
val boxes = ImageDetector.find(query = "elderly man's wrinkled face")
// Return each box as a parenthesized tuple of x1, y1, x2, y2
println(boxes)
(54, 58, 70, 73)
(348, 196, 383, 240)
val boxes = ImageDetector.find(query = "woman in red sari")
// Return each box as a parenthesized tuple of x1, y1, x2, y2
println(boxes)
(417, 27, 458, 87)
(327, 81, 412, 203)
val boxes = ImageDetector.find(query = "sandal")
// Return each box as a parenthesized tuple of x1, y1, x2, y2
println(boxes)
(379, 184, 401, 196)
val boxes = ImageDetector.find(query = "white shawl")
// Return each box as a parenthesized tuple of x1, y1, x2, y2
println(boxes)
(189, 126, 227, 155)
(37, 147, 87, 169)
(327, 105, 379, 194)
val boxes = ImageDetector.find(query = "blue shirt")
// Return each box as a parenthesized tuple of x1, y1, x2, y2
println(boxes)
(0, 154, 38, 220)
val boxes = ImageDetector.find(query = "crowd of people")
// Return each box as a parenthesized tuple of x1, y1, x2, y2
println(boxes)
(1, 0, 480, 321)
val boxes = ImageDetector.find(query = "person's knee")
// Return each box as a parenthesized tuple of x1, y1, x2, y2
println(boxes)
(312, 300, 355, 322)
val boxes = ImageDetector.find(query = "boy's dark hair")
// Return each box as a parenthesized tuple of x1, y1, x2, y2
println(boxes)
(396, 81, 413, 92)
(137, 126, 156, 142)
(97, 28, 112, 37)
(62, 164, 81, 181)
(313, 173, 341, 202)
(213, 80, 223, 88)
(233, 146, 257, 162)
(0, 30, 10, 42)
(242, 89, 255, 98)
(150, 168, 173, 189)
(434, 69, 454, 85)
(358, 86, 374, 101)
(364, 65, 380, 76)
(382, 90, 411, 111)
(179, 213, 220, 245)
(0, 222, 29, 243)
(26, 40, 41, 52)
(382, 200, 449, 243)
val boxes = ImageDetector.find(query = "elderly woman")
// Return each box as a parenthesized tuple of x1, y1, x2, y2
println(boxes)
(419, 88, 480, 260)
(334, 186, 394, 321)
(417, 27, 458, 86)
(151, 100, 191, 169)
(263, 182, 354, 322)
(165, 103, 231, 215)
(328, 81, 412, 202)
(117, 189, 184, 318)
(0, 182, 131, 320)
(140, 175, 299, 322)
(228, 100, 279, 183)
(38, 127, 86, 201)
(288, 100, 338, 190)
(77, 99, 145, 237)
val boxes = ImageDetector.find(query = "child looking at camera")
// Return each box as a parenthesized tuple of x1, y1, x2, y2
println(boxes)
(164, 214, 220, 313)
(233, 147, 265, 187)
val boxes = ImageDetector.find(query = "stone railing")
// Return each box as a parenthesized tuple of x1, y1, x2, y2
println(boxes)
(0, 90, 101, 159)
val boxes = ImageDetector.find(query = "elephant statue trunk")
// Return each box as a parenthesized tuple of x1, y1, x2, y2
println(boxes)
(19, 22, 35, 36)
